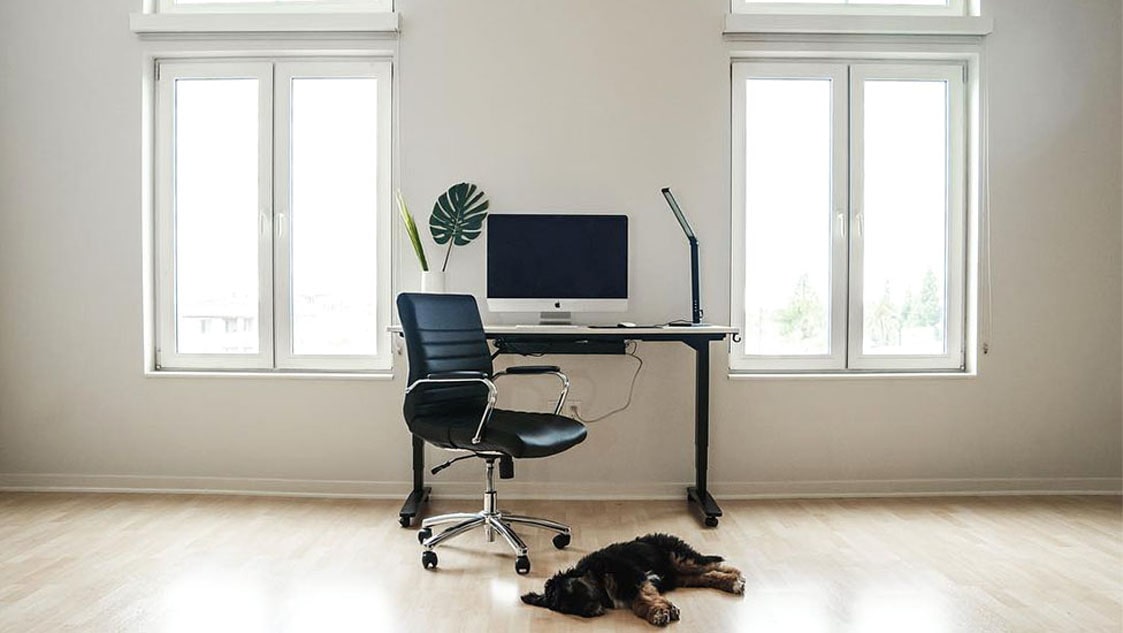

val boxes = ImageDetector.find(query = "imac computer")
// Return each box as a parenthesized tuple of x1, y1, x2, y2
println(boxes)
(486, 214, 628, 324)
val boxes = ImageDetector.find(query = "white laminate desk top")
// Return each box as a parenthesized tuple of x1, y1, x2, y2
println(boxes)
(485, 324, 738, 335)
(388, 324, 738, 335)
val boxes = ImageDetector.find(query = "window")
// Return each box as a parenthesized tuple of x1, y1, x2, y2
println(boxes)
(157, 0, 392, 13)
(731, 61, 966, 372)
(732, 0, 966, 16)
(154, 59, 392, 371)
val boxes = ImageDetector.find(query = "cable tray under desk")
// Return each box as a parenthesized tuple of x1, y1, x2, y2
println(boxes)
(492, 336, 626, 356)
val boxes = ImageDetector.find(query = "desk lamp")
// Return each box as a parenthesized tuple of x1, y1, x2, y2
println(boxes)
(661, 188, 704, 326)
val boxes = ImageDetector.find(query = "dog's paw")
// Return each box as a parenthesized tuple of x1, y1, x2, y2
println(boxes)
(730, 577, 746, 595)
(668, 603, 681, 621)
(647, 606, 674, 626)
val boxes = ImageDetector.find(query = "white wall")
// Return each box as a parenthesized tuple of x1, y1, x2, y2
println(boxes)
(0, 0, 1120, 497)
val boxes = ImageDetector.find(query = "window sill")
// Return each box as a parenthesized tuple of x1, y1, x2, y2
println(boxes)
(727, 370, 975, 381)
(129, 11, 400, 37)
(723, 14, 993, 37)
(145, 369, 395, 381)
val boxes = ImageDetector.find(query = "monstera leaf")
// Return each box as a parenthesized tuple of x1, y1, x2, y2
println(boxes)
(429, 182, 489, 271)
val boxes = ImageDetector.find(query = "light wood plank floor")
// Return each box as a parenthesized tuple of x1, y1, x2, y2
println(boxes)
(1, 493, 1119, 632)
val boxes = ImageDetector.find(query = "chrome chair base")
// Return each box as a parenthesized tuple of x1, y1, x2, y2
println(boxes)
(418, 458, 571, 573)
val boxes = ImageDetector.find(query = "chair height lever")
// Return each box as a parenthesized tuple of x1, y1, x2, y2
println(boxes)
(431, 454, 476, 475)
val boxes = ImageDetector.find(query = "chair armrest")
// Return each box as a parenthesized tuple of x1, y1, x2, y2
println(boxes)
(404, 374, 498, 445)
(426, 371, 490, 380)
(405, 373, 494, 395)
(493, 367, 571, 415)
(502, 365, 561, 375)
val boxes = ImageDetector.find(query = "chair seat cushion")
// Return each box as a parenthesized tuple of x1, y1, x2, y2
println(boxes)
(408, 408, 587, 458)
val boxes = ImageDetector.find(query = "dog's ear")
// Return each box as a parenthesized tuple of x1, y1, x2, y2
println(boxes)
(521, 592, 546, 607)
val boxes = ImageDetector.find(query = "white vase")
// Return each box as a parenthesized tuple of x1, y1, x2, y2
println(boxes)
(420, 270, 446, 293)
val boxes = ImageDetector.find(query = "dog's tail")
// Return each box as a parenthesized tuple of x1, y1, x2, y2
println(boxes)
(637, 533, 724, 564)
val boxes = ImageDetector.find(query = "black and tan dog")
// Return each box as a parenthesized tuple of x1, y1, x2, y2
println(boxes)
(521, 533, 745, 626)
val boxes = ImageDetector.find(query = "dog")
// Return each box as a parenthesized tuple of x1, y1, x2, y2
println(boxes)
(521, 533, 745, 626)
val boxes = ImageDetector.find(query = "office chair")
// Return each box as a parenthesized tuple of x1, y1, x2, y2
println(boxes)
(396, 292, 588, 574)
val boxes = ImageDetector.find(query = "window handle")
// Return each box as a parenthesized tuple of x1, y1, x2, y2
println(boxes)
(275, 211, 287, 238)
(259, 210, 270, 236)
(854, 211, 864, 239)
(836, 211, 846, 238)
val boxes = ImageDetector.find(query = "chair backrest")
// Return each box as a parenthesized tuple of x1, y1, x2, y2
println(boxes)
(397, 293, 493, 420)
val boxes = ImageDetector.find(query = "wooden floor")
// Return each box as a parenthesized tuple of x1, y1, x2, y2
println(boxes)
(0, 493, 1119, 632)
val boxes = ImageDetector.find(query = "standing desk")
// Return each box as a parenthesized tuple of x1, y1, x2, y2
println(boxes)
(396, 324, 739, 528)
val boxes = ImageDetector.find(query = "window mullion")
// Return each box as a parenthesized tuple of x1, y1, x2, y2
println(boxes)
(846, 64, 866, 368)
(830, 63, 850, 370)
(271, 61, 291, 370)
(259, 63, 277, 369)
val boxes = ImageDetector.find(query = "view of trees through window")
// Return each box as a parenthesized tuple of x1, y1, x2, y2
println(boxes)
(737, 63, 962, 369)
(754, 268, 944, 354)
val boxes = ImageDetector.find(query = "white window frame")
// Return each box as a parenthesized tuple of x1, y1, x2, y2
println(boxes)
(847, 63, 966, 371)
(732, 0, 966, 16)
(154, 57, 393, 372)
(273, 59, 393, 371)
(155, 60, 274, 371)
(731, 59, 968, 373)
(731, 62, 849, 372)
(157, 0, 392, 14)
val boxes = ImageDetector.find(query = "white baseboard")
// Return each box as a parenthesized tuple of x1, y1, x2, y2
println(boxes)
(0, 473, 1119, 500)
(711, 477, 1123, 498)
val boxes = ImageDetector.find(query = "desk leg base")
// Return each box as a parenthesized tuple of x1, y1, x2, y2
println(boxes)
(687, 487, 723, 528)
(399, 487, 431, 528)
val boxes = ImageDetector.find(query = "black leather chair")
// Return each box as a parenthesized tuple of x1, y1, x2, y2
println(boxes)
(397, 292, 588, 574)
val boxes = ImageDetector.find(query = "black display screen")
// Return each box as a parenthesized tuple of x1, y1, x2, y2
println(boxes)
(487, 214, 628, 299)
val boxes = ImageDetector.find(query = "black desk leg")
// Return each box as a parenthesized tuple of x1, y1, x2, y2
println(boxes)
(398, 434, 431, 527)
(686, 340, 723, 527)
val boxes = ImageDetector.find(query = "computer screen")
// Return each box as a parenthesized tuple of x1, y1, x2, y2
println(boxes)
(486, 214, 628, 314)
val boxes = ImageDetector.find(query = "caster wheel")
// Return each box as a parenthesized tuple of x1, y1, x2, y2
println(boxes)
(417, 527, 432, 545)
(552, 533, 571, 549)
(704, 516, 719, 528)
(422, 550, 438, 570)
(399, 516, 411, 528)
(515, 555, 531, 575)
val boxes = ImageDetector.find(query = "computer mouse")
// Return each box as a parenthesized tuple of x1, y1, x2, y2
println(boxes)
(617, 321, 638, 328)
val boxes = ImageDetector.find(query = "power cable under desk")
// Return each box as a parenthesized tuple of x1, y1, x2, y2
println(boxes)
(572, 341, 643, 424)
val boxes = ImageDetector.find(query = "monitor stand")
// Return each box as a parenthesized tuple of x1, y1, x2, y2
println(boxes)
(538, 311, 573, 326)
